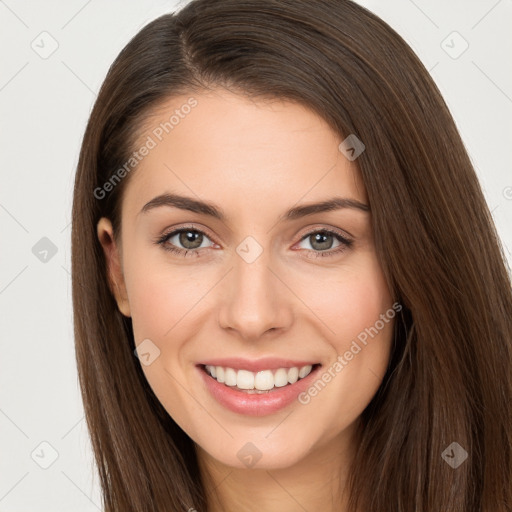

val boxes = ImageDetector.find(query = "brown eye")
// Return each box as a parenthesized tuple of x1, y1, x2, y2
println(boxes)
(156, 227, 214, 256)
(173, 230, 204, 250)
(307, 232, 336, 251)
(295, 229, 353, 258)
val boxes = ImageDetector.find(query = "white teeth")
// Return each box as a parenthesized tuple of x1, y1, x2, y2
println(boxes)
(224, 367, 237, 386)
(254, 370, 274, 390)
(205, 365, 216, 378)
(287, 366, 299, 384)
(274, 368, 289, 387)
(204, 364, 316, 391)
(237, 370, 254, 390)
(298, 364, 312, 378)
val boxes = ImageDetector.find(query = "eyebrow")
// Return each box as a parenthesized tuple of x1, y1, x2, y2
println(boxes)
(139, 193, 370, 222)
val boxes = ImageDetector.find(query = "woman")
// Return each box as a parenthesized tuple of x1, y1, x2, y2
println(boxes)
(71, 0, 512, 510)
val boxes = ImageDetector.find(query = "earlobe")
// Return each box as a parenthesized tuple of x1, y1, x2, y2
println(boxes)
(96, 217, 131, 317)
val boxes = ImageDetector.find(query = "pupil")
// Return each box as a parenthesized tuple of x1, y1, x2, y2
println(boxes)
(312, 233, 332, 250)
(180, 230, 202, 249)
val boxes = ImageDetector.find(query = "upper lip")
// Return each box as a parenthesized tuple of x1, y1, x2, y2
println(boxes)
(196, 357, 320, 373)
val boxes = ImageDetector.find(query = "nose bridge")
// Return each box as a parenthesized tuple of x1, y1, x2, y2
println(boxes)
(218, 235, 292, 339)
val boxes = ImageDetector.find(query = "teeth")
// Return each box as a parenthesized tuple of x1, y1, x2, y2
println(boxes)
(288, 366, 299, 384)
(237, 370, 254, 390)
(274, 368, 289, 387)
(254, 370, 274, 390)
(204, 364, 314, 391)
(298, 365, 312, 378)
(224, 367, 237, 386)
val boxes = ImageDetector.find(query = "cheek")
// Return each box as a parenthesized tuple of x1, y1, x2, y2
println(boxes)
(123, 254, 205, 431)
(124, 251, 205, 342)
(297, 272, 394, 433)
(297, 255, 394, 404)
(128, 276, 173, 341)
(296, 256, 392, 345)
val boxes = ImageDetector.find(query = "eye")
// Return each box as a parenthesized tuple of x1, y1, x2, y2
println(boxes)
(155, 226, 216, 257)
(294, 228, 353, 258)
(155, 225, 353, 259)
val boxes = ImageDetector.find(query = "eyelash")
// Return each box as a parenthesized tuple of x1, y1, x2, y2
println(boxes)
(155, 224, 353, 259)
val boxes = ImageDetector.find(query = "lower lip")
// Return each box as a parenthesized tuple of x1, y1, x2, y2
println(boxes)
(196, 364, 321, 416)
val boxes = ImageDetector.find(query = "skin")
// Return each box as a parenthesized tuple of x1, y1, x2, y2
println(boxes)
(97, 89, 395, 512)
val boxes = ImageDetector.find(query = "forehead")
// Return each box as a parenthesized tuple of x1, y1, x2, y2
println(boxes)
(123, 89, 367, 220)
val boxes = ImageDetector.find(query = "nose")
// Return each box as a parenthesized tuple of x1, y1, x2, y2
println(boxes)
(217, 246, 294, 341)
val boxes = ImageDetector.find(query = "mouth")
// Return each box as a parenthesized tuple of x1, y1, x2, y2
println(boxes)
(198, 363, 322, 394)
(197, 361, 323, 416)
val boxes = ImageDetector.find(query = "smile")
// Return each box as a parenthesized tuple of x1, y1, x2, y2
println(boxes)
(197, 362, 323, 416)
(203, 364, 317, 393)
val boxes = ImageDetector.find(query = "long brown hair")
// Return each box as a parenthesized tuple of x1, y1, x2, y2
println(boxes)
(71, 1, 512, 510)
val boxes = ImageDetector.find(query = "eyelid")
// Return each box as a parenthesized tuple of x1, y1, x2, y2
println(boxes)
(294, 223, 354, 242)
(158, 223, 219, 245)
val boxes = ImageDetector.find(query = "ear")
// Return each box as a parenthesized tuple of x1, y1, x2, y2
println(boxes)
(96, 217, 131, 317)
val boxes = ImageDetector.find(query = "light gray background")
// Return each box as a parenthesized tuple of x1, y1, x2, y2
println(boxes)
(1, 0, 511, 510)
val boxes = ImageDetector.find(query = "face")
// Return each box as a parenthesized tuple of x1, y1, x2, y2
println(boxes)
(97, 89, 395, 471)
